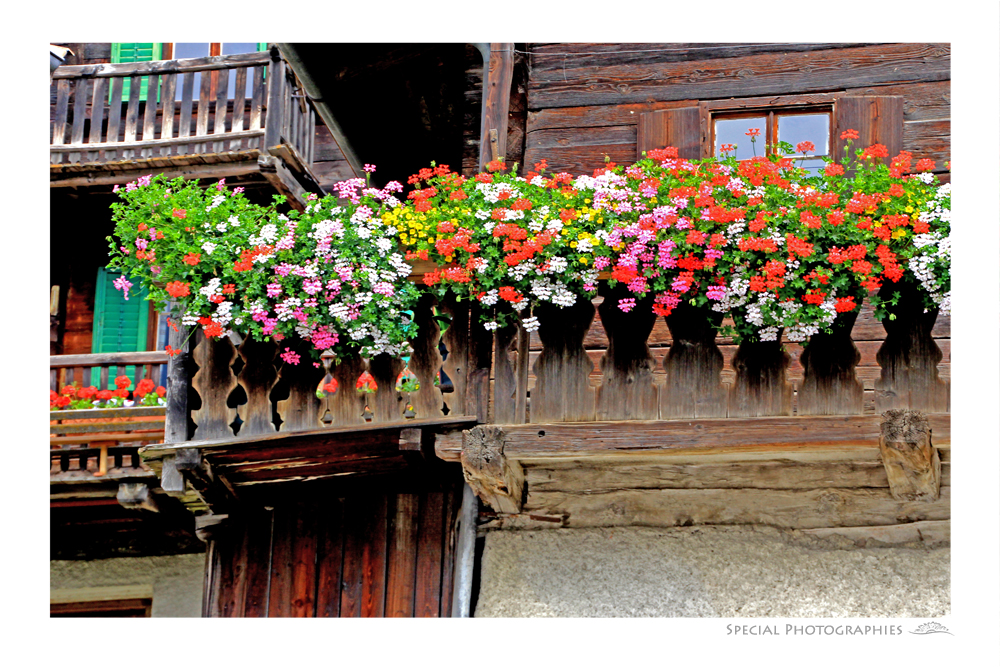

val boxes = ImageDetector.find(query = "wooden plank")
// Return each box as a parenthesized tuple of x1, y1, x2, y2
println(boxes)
(480, 43, 514, 170)
(339, 495, 365, 617)
(315, 497, 345, 617)
(637, 106, 702, 159)
(289, 500, 319, 617)
(122, 76, 141, 159)
(159, 74, 177, 157)
(360, 493, 388, 617)
(177, 70, 195, 156)
(833, 96, 905, 166)
(384, 493, 419, 617)
(408, 295, 445, 420)
(68, 78, 89, 163)
(249, 65, 265, 136)
(51, 79, 71, 156)
(51, 155, 262, 187)
(596, 287, 658, 420)
(164, 313, 190, 443)
(213, 67, 230, 153)
(797, 310, 864, 415)
(86, 78, 107, 161)
(530, 300, 596, 423)
(435, 414, 951, 462)
(236, 337, 278, 437)
(53, 52, 272, 78)
(195, 65, 212, 154)
(527, 100, 700, 133)
(231, 68, 247, 150)
(263, 58, 285, 152)
(514, 485, 950, 530)
(274, 338, 325, 431)
(439, 481, 459, 616)
(190, 333, 238, 440)
(527, 43, 950, 109)
(414, 491, 444, 617)
(140, 74, 159, 159)
(241, 509, 273, 617)
(266, 503, 294, 617)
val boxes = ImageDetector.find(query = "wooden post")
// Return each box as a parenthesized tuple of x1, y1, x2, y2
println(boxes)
(478, 43, 514, 172)
(461, 425, 524, 514)
(236, 337, 278, 437)
(450, 483, 478, 618)
(263, 49, 285, 153)
(164, 309, 191, 444)
(190, 331, 239, 439)
(729, 338, 793, 417)
(274, 338, 324, 432)
(879, 409, 941, 501)
(92, 440, 112, 477)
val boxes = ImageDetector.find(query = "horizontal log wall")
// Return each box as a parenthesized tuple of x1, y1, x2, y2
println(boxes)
(522, 43, 950, 178)
(204, 477, 462, 617)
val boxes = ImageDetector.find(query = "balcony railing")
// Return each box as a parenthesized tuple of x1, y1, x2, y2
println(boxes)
(51, 352, 169, 479)
(50, 51, 316, 172)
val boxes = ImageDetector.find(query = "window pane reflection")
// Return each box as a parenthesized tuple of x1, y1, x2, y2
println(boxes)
(777, 114, 829, 155)
(715, 117, 766, 160)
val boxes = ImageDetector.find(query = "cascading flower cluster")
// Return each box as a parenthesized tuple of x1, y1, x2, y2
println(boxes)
(238, 175, 420, 361)
(107, 136, 949, 354)
(107, 169, 420, 363)
(387, 159, 611, 331)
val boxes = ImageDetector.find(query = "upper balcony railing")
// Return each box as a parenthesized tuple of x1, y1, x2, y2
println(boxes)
(50, 51, 316, 171)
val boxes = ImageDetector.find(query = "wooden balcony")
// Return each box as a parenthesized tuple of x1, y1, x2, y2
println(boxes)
(140, 284, 950, 536)
(50, 51, 322, 206)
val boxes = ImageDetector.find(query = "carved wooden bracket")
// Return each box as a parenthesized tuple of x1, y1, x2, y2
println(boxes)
(117, 482, 160, 512)
(461, 425, 524, 513)
(879, 409, 941, 501)
(161, 448, 237, 514)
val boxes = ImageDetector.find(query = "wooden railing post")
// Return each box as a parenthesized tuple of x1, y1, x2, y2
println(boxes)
(263, 50, 285, 153)
(660, 301, 728, 419)
(530, 299, 596, 423)
(797, 310, 864, 415)
(164, 312, 192, 443)
(596, 286, 659, 421)
(190, 330, 239, 439)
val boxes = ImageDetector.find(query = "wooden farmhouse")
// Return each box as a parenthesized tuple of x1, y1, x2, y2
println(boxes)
(50, 42, 950, 617)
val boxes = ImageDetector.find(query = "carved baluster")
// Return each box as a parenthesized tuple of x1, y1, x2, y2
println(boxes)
(368, 354, 405, 424)
(660, 301, 728, 419)
(274, 339, 325, 432)
(492, 321, 527, 425)
(729, 336, 793, 418)
(798, 309, 864, 415)
(875, 284, 949, 413)
(438, 294, 470, 417)
(407, 294, 445, 420)
(328, 353, 367, 426)
(190, 330, 239, 439)
(236, 337, 278, 437)
(530, 299, 596, 423)
(596, 286, 658, 420)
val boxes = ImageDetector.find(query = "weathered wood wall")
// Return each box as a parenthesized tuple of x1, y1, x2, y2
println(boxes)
(203, 475, 463, 617)
(520, 43, 950, 179)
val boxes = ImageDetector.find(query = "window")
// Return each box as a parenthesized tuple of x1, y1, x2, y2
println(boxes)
(111, 42, 267, 102)
(711, 108, 832, 174)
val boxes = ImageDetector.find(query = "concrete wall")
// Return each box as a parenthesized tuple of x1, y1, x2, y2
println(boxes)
(51, 553, 205, 618)
(474, 526, 949, 617)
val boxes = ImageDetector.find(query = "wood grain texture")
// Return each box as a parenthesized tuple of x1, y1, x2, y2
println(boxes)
(526, 43, 949, 109)
(833, 96, 904, 166)
(408, 294, 446, 420)
(729, 339, 793, 417)
(274, 338, 325, 431)
(236, 337, 278, 437)
(595, 286, 659, 420)
(797, 310, 864, 415)
(660, 303, 728, 419)
(384, 493, 419, 617)
(637, 106, 701, 159)
(414, 491, 445, 617)
(530, 299, 597, 423)
(190, 332, 238, 439)
(439, 295, 470, 417)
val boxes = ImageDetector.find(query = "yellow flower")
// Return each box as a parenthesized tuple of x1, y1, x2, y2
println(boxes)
(579, 256, 589, 265)
(904, 205, 914, 213)
(584, 198, 592, 204)
(891, 228, 907, 240)
(570, 241, 578, 248)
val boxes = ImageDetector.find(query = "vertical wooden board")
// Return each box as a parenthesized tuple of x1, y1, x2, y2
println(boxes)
(177, 71, 195, 155)
(159, 74, 177, 157)
(249, 66, 265, 132)
(360, 493, 389, 617)
(798, 310, 864, 415)
(414, 491, 445, 617)
(439, 296, 471, 417)
(637, 106, 702, 160)
(660, 303, 728, 419)
(87, 78, 107, 160)
(492, 324, 520, 424)
(530, 299, 596, 423)
(368, 354, 406, 424)
(438, 480, 460, 616)
(384, 493, 419, 617)
(266, 503, 294, 617)
(290, 500, 319, 617)
(231, 67, 248, 150)
(140, 74, 159, 158)
(214, 530, 240, 618)
(729, 340, 793, 417)
(465, 303, 493, 422)
(339, 495, 365, 617)
(203, 539, 223, 617)
(105, 78, 124, 160)
(242, 509, 273, 618)
(874, 284, 949, 413)
(315, 497, 345, 617)
(409, 295, 446, 420)
(595, 287, 659, 421)
(274, 339, 325, 431)
(330, 355, 368, 427)
(190, 332, 239, 439)
(236, 337, 278, 437)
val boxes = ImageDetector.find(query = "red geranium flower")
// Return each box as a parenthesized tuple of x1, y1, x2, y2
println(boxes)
(183, 253, 201, 266)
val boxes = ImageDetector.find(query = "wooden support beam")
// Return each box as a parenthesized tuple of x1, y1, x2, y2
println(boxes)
(879, 409, 941, 501)
(258, 154, 308, 210)
(173, 448, 239, 513)
(195, 513, 230, 542)
(479, 43, 515, 172)
(116, 482, 160, 512)
(461, 425, 524, 514)
(51, 159, 261, 188)
(160, 454, 187, 496)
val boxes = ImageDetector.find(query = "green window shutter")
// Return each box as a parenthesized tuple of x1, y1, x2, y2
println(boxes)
(92, 267, 151, 390)
(111, 43, 162, 103)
